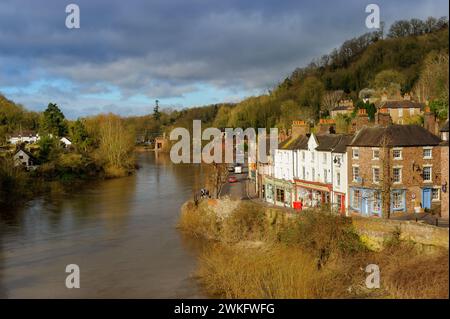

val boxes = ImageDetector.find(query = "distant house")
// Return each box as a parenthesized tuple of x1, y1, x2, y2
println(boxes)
(154, 133, 168, 151)
(60, 137, 72, 148)
(330, 100, 354, 118)
(8, 131, 40, 145)
(348, 125, 442, 217)
(13, 149, 39, 170)
(377, 99, 424, 125)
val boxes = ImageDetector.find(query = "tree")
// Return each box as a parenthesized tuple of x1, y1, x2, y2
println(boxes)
(37, 135, 60, 163)
(414, 51, 449, 106)
(388, 20, 412, 38)
(321, 90, 344, 115)
(153, 100, 161, 122)
(298, 77, 324, 120)
(97, 113, 135, 174)
(373, 69, 405, 96)
(40, 103, 68, 137)
(70, 119, 92, 152)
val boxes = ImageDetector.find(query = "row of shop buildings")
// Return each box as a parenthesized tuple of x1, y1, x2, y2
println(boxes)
(248, 119, 449, 219)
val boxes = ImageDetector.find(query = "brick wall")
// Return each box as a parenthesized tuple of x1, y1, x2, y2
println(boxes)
(441, 145, 449, 219)
(348, 145, 441, 216)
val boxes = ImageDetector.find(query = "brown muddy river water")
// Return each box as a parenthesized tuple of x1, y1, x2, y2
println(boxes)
(0, 152, 206, 298)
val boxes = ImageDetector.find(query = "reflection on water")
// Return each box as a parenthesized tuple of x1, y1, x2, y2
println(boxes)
(0, 152, 206, 298)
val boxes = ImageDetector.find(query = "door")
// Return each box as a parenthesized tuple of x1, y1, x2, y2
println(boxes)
(422, 188, 432, 210)
(340, 195, 345, 215)
(361, 197, 368, 216)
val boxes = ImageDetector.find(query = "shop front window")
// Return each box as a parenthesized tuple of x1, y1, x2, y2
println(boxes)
(276, 189, 285, 203)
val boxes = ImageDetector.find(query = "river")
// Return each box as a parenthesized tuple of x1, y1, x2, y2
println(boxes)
(0, 152, 206, 298)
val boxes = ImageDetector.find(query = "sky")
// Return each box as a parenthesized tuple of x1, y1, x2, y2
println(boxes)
(0, 0, 448, 119)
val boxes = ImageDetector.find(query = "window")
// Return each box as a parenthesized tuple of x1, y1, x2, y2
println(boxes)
(432, 188, 440, 201)
(312, 168, 315, 181)
(323, 153, 327, 164)
(276, 189, 285, 203)
(302, 166, 305, 180)
(423, 148, 432, 159)
(393, 167, 402, 183)
(398, 108, 403, 117)
(409, 108, 415, 116)
(423, 166, 432, 182)
(352, 189, 361, 209)
(393, 149, 402, 160)
(323, 169, 327, 182)
(373, 167, 380, 183)
(352, 166, 360, 182)
(392, 191, 404, 210)
(336, 172, 341, 186)
(311, 152, 315, 162)
(352, 148, 359, 159)
(372, 149, 380, 160)
(302, 151, 305, 161)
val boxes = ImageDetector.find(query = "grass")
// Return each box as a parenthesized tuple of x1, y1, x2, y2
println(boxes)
(179, 199, 449, 299)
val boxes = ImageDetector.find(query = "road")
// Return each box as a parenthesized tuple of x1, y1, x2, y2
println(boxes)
(220, 164, 249, 200)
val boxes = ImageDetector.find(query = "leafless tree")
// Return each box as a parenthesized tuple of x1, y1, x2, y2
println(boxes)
(321, 90, 344, 114)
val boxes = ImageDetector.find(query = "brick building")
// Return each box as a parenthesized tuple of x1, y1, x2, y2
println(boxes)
(440, 120, 449, 219)
(348, 125, 442, 218)
(377, 99, 424, 125)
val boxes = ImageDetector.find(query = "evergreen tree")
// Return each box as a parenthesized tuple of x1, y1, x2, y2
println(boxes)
(153, 100, 161, 122)
(40, 103, 68, 137)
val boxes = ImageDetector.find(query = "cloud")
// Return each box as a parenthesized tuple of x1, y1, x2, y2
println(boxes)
(0, 0, 448, 117)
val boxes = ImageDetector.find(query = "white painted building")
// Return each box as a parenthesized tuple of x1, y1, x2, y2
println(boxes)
(8, 132, 40, 145)
(293, 133, 353, 214)
(60, 137, 72, 147)
(13, 149, 39, 170)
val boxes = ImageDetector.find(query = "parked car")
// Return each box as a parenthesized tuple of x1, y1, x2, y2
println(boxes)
(228, 176, 238, 183)
(234, 165, 242, 174)
(227, 165, 235, 172)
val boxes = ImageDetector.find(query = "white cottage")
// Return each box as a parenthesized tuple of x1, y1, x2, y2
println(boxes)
(60, 137, 72, 147)
(8, 131, 40, 145)
(13, 149, 39, 170)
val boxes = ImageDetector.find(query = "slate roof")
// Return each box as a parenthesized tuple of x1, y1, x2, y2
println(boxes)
(378, 100, 424, 110)
(349, 125, 442, 147)
(332, 106, 351, 111)
(315, 135, 342, 151)
(279, 135, 309, 150)
(333, 135, 355, 153)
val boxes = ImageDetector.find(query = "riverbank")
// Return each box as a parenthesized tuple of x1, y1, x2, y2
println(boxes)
(0, 154, 136, 210)
(178, 198, 449, 299)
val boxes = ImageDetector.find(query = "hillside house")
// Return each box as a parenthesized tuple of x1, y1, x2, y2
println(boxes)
(60, 137, 72, 148)
(14, 149, 39, 170)
(8, 131, 40, 145)
(377, 99, 423, 125)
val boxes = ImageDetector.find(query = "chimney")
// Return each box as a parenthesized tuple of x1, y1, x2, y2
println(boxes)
(403, 93, 411, 101)
(424, 107, 439, 136)
(375, 108, 392, 126)
(291, 120, 310, 138)
(317, 119, 336, 135)
(350, 108, 370, 133)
